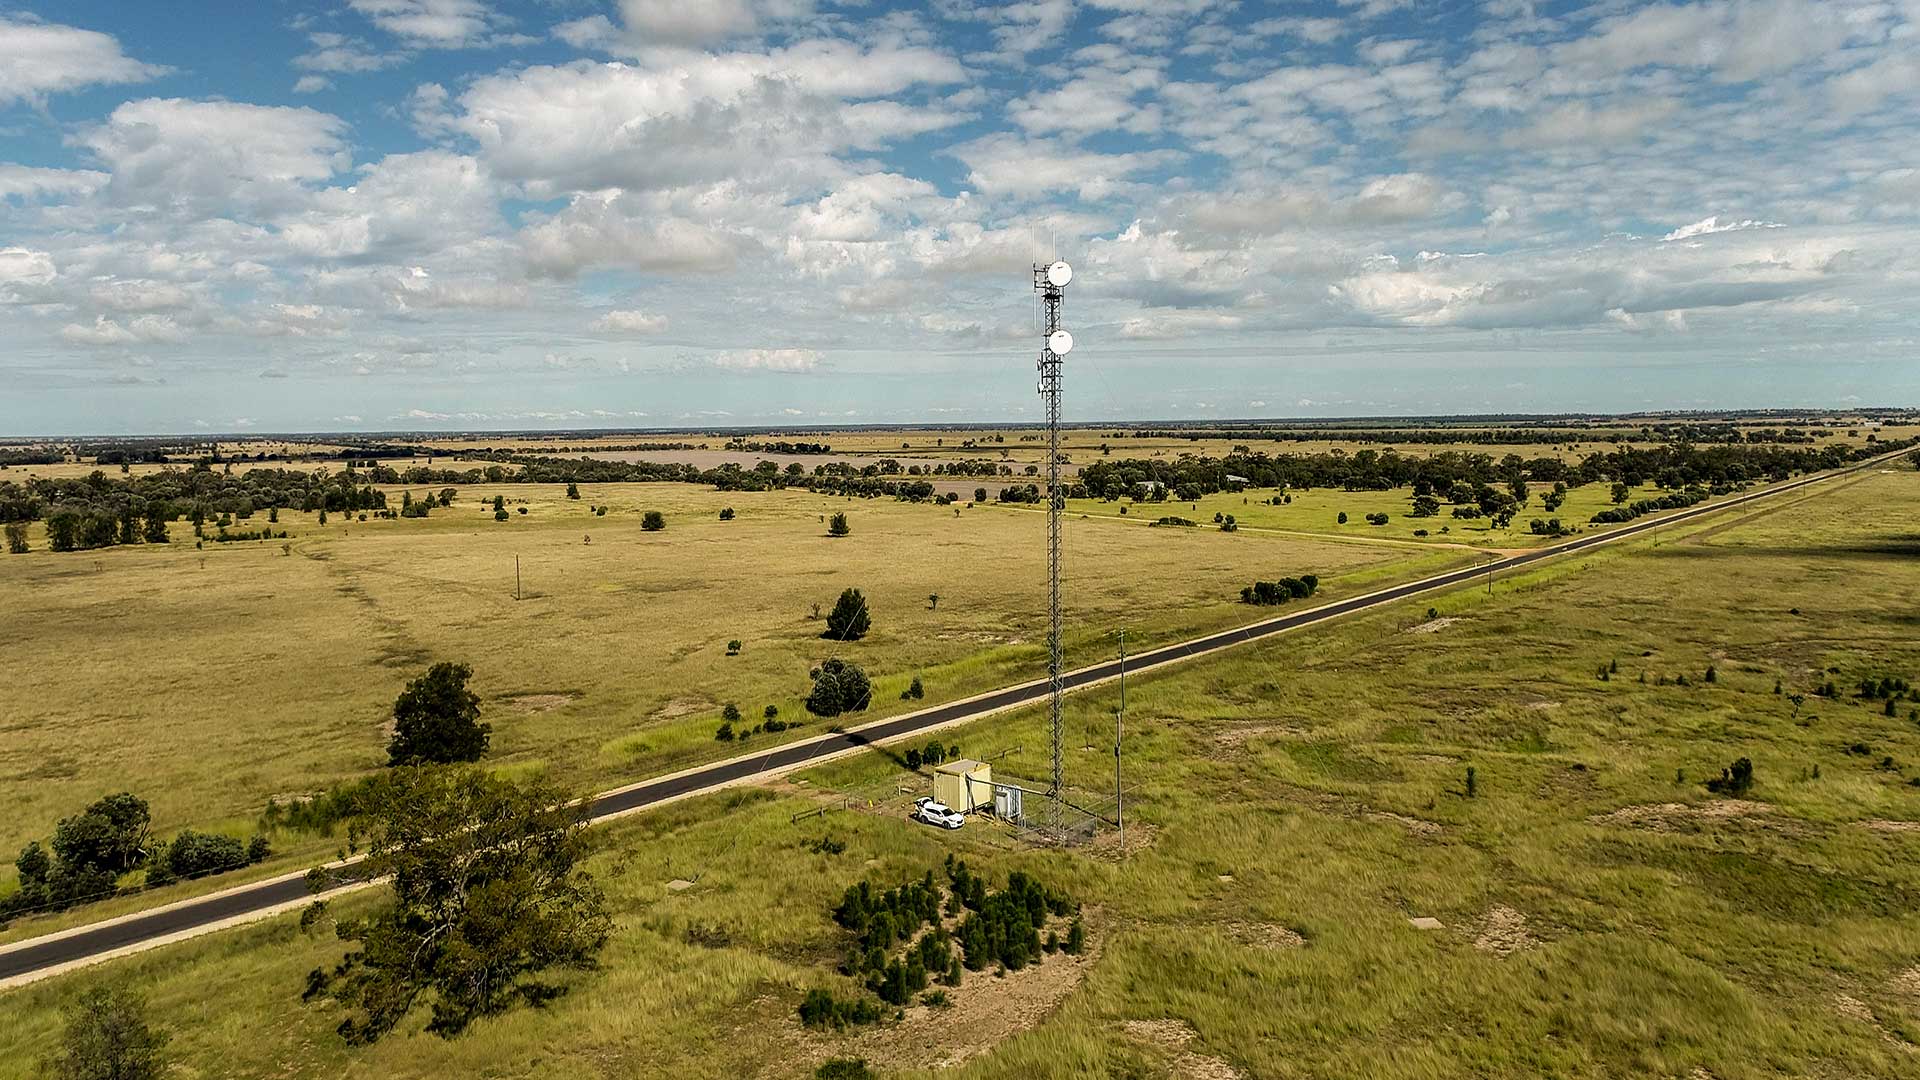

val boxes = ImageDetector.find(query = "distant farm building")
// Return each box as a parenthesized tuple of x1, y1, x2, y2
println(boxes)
(1224, 474, 1250, 490)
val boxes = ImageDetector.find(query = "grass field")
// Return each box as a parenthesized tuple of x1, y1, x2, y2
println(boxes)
(1054, 478, 1705, 547)
(2, 463, 1916, 1078)
(0, 480, 1470, 909)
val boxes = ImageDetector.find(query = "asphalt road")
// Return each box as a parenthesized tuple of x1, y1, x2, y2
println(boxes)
(0, 452, 1899, 984)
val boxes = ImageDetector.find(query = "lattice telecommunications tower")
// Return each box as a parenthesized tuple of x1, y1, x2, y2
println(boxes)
(1033, 258, 1074, 812)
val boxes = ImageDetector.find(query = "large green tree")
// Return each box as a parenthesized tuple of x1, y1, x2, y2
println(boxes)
(823, 588, 871, 641)
(387, 663, 490, 766)
(302, 768, 611, 1043)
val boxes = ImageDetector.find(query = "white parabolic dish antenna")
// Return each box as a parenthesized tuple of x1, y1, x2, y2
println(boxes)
(1047, 329, 1075, 355)
(1046, 260, 1073, 287)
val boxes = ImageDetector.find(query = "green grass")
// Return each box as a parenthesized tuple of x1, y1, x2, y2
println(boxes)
(3, 466, 1917, 1077)
(0, 480, 1468, 912)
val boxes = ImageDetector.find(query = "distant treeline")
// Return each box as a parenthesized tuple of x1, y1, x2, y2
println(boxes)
(1110, 422, 1850, 447)
(722, 439, 833, 454)
(1076, 437, 1920, 501)
(0, 464, 389, 530)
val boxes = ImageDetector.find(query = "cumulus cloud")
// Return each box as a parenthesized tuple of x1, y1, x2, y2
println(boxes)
(59, 315, 188, 346)
(710, 348, 822, 373)
(593, 310, 669, 333)
(0, 16, 165, 105)
(77, 98, 351, 217)
(1661, 216, 1782, 243)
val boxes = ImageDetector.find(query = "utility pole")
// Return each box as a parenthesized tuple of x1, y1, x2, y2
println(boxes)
(516, 554, 522, 601)
(1486, 553, 1494, 596)
(1115, 629, 1126, 853)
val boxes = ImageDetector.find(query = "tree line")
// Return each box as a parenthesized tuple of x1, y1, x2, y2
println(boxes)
(1076, 436, 1918, 503)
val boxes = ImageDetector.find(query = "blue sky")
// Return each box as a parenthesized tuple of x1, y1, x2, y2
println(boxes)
(2, 0, 1918, 435)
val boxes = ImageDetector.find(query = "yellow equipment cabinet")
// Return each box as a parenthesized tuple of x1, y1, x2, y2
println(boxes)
(931, 759, 992, 813)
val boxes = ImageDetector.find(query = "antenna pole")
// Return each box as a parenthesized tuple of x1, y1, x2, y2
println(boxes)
(1115, 629, 1126, 853)
(1035, 261, 1068, 821)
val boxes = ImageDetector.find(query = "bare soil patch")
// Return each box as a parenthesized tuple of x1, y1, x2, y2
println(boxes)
(1473, 905, 1538, 957)
(1225, 921, 1306, 950)
(1406, 616, 1465, 635)
(1210, 722, 1308, 749)
(1834, 993, 1918, 1050)
(1590, 800, 1771, 831)
(1861, 820, 1920, 833)
(499, 691, 580, 713)
(1121, 1018, 1246, 1079)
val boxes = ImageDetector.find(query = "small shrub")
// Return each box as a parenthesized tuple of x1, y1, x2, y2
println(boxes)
(1336, 512, 1347, 524)
(714, 722, 735, 742)
(726, 639, 742, 656)
(827, 512, 850, 537)
(1705, 757, 1754, 797)
(816, 1059, 877, 1080)
(641, 510, 665, 531)
(719, 507, 735, 520)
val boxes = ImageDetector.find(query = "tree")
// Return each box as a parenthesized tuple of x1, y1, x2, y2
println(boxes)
(52, 793, 151, 876)
(974, 487, 987, 503)
(806, 659, 873, 718)
(824, 588, 871, 641)
(722, 703, 742, 723)
(565, 482, 580, 500)
(387, 663, 489, 766)
(1610, 481, 1631, 504)
(5, 521, 26, 553)
(42, 987, 168, 1080)
(302, 767, 611, 1043)
(719, 507, 735, 520)
(828, 512, 850, 537)
(641, 511, 665, 531)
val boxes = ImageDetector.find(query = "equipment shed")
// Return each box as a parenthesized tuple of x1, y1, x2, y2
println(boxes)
(932, 759, 993, 813)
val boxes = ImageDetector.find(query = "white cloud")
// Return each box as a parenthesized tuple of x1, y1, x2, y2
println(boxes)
(593, 310, 669, 333)
(0, 165, 108, 202)
(58, 315, 187, 346)
(77, 98, 351, 217)
(711, 348, 822, 373)
(1661, 216, 1782, 243)
(347, 0, 501, 48)
(0, 16, 165, 106)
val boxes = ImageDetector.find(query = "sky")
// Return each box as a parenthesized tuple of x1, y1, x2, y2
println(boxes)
(1, 0, 1918, 435)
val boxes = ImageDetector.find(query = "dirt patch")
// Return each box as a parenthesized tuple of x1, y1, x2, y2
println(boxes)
(1861, 820, 1920, 833)
(1406, 617, 1464, 635)
(1833, 993, 1917, 1050)
(1366, 809, 1442, 837)
(1590, 800, 1771, 831)
(804, 910, 1105, 1073)
(1473, 905, 1538, 957)
(1210, 722, 1308, 749)
(653, 697, 709, 721)
(1894, 966, 1920, 998)
(1279, 784, 1443, 838)
(1120, 1018, 1246, 1080)
(499, 691, 580, 714)
(1087, 820, 1159, 861)
(1226, 922, 1305, 950)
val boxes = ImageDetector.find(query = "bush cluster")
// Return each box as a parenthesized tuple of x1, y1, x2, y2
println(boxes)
(807, 658, 873, 717)
(948, 859, 1079, 972)
(4, 792, 269, 924)
(1590, 486, 1709, 524)
(1240, 573, 1319, 606)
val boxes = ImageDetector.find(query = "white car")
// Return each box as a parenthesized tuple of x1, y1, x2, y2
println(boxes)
(913, 797, 965, 830)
